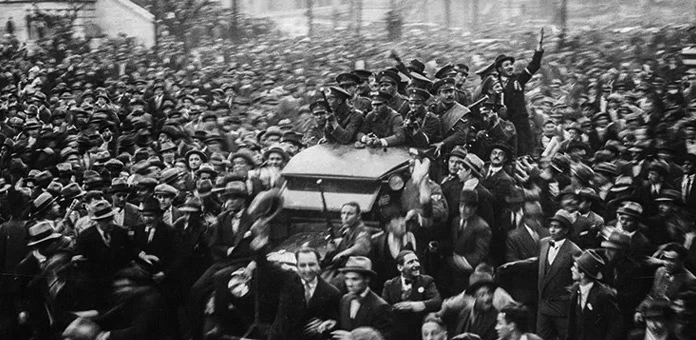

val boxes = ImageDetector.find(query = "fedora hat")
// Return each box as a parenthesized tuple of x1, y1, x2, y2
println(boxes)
(195, 163, 218, 177)
(547, 209, 573, 230)
(60, 183, 85, 202)
(465, 278, 498, 296)
(160, 168, 183, 185)
(185, 149, 208, 163)
(91, 200, 116, 220)
(31, 192, 57, 217)
(494, 54, 515, 69)
(26, 221, 62, 246)
(110, 177, 130, 193)
(339, 256, 376, 276)
(447, 145, 467, 160)
(195, 179, 214, 198)
(230, 149, 257, 168)
(574, 249, 605, 280)
(214, 181, 247, 198)
(139, 197, 162, 213)
(263, 146, 289, 163)
(462, 153, 485, 178)
(654, 189, 684, 205)
(601, 231, 631, 250)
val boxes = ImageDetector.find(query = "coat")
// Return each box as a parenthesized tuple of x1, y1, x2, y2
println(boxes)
(304, 277, 341, 323)
(499, 49, 543, 155)
(438, 102, 471, 154)
(338, 289, 393, 340)
(0, 220, 28, 295)
(73, 224, 138, 280)
(381, 274, 442, 340)
(357, 107, 404, 143)
(452, 303, 498, 340)
(502, 225, 548, 305)
(208, 209, 254, 263)
(567, 282, 622, 340)
(538, 237, 582, 317)
(447, 215, 491, 277)
(132, 221, 183, 277)
(440, 179, 494, 229)
(324, 105, 364, 144)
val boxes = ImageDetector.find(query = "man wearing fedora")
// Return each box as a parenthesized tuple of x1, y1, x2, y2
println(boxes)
(109, 178, 141, 228)
(319, 256, 393, 340)
(628, 299, 680, 340)
(567, 249, 622, 340)
(154, 183, 182, 226)
(600, 231, 651, 338)
(495, 28, 544, 156)
(173, 197, 211, 296)
(611, 201, 653, 261)
(381, 250, 441, 340)
(441, 148, 494, 229)
(73, 201, 139, 305)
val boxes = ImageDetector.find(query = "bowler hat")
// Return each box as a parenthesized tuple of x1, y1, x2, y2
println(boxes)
(185, 149, 208, 163)
(139, 197, 162, 213)
(489, 143, 512, 159)
(27, 221, 62, 247)
(229, 150, 257, 168)
(91, 200, 117, 220)
(462, 153, 485, 178)
(339, 256, 377, 276)
(336, 73, 361, 86)
(574, 249, 605, 280)
(601, 231, 631, 250)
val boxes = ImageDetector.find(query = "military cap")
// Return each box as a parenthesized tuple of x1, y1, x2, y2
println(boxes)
(376, 70, 401, 84)
(434, 64, 456, 79)
(309, 100, 330, 112)
(431, 77, 456, 94)
(410, 72, 433, 89)
(351, 69, 373, 82)
(336, 73, 361, 86)
(407, 87, 430, 101)
(328, 86, 351, 100)
(371, 91, 393, 104)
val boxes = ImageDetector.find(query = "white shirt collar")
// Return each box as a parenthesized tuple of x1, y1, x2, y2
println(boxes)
(579, 281, 594, 295)
(303, 277, 318, 289)
(550, 238, 566, 248)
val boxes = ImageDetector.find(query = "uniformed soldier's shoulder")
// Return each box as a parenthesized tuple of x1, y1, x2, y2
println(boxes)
(351, 108, 365, 116)
(503, 121, 516, 131)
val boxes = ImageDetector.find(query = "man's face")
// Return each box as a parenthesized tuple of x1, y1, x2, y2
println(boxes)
(398, 253, 421, 279)
(500, 61, 514, 77)
(495, 313, 514, 340)
(657, 202, 673, 216)
(618, 214, 637, 232)
(313, 109, 328, 126)
(296, 251, 321, 283)
(448, 156, 465, 175)
(662, 250, 681, 272)
(571, 261, 583, 281)
(683, 160, 695, 174)
(481, 106, 498, 124)
(188, 154, 202, 170)
(543, 122, 556, 135)
(156, 193, 173, 210)
(548, 221, 568, 241)
(341, 205, 360, 227)
(379, 81, 397, 95)
(266, 152, 284, 168)
(223, 197, 245, 212)
(340, 83, 357, 96)
(142, 211, 156, 225)
(327, 94, 343, 111)
(421, 322, 447, 340)
(344, 272, 368, 295)
(473, 286, 494, 311)
(232, 157, 252, 173)
(490, 148, 507, 166)
(438, 87, 456, 105)
(372, 101, 388, 115)
(112, 192, 128, 208)
(408, 96, 425, 112)
(459, 203, 476, 220)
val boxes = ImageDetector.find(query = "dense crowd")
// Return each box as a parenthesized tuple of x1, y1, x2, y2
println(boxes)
(1, 14, 696, 340)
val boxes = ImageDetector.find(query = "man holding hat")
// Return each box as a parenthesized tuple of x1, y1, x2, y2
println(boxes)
(495, 28, 545, 156)
(430, 77, 472, 156)
(318, 256, 393, 340)
(357, 91, 404, 147)
(567, 249, 622, 340)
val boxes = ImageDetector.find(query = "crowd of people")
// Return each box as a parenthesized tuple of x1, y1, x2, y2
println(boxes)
(0, 10, 696, 340)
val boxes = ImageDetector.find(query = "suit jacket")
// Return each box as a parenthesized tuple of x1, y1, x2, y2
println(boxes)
(633, 182, 673, 217)
(304, 277, 341, 323)
(132, 221, 183, 277)
(502, 225, 548, 305)
(0, 220, 28, 294)
(567, 282, 622, 340)
(122, 202, 142, 228)
(453, 303, 498, 340)
(381, 275, 441, 340)
(447, 215, 491, 271)
(74, 224, 138, 279)
(538, 237, 582, 317)
(441, 178, 494, 228)
(339, 289, 393, 340)
(675, 174, 696, 214)
(208, 209, 254, 262)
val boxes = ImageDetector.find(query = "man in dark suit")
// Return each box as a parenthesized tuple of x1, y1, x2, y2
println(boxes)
(449, 279, 499, 340)
(73, 201, 139, 304)
(481, 143, 516, 264)
(110, 177, 142, 228)
(295, 247, 341, 340)
(442, 190, 491, 297)
(567, 249, 622, 340)
(612, 201, 653, 261)
(495, 28, 544, 156)
(633, 160, 673, 217)
(381, 250, 441, 340)
(676, 154, 696, 216)
(320, 256, 393, 340)
(502, 209, 581, 340)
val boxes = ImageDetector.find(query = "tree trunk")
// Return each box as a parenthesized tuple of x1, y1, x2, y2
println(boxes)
(231, 0, 239, 41)
(559, 0, 567, 46)
(355, 0, 362, 35)
(307, 0, 314, 36)
(472, 0, 479, 32)
(444, 0, 451, 29)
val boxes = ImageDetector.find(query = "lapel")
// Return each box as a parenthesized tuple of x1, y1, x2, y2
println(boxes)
(309, 279, 327, 309)
(583, 284, 600, 316)
(519, 227, 538, 255)
(545, 240, 570, 284)
(353, 291, 374, 325)
(539, 240, 550, 281)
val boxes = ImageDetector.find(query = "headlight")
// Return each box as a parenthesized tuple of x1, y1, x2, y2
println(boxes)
(388, 174, 405, 191)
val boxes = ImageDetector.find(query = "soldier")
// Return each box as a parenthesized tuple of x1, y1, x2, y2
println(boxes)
(357, 91, 404, 147)
(430, 78, 472, 156)
(337, 72, 372, 114)
(377, 70, 410, 116)
(397, 88, 442, 148)
(434, 64, 471, 106)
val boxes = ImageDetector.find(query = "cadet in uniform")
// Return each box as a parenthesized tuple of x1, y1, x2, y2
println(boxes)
(377, 70, 410, 116)
(336, 72, 372, 114)
(430, 78, 472, 157)
(357, 92, 404, 147)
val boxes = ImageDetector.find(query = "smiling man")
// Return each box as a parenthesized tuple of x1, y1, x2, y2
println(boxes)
(430, 77, 471, 156)
(381, 250, 442, 340)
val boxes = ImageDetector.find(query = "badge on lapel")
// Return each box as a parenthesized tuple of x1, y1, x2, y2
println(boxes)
(587, 303, 593, 311)
(418, 287, 424, 293)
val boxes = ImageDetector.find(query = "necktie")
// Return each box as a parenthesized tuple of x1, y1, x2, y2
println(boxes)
(164, 209, 172, 225)
(304, 281, 312, 305)
(549, 240, 555, 248)
(103, 232, 111, 247)
(349, 294, 362, 319)
(685, 176, 693, 201)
